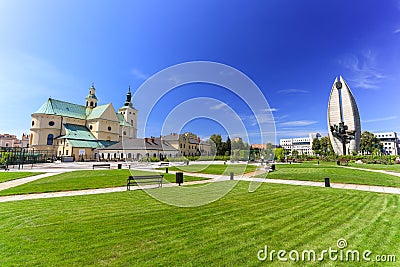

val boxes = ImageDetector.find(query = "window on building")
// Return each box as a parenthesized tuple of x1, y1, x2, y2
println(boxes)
(47, 134, 54, 145)
(89, 125, 93, 130)
(31, 120, 35, 126)
(66, 150, 69, 155)
(90, 102, 94, 107)
(108, 126, 111, 131)
(123, 131, 127, 135)
(49, 121, 55, 126)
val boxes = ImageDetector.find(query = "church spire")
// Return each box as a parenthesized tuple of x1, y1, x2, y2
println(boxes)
(124, 85, 133, 107)
(86, 83, 98, 109)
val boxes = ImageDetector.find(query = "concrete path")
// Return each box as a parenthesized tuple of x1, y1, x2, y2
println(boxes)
(340, 165, 400, 177)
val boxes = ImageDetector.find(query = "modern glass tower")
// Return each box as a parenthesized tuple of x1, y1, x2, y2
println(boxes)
(327, 76, 361, 155)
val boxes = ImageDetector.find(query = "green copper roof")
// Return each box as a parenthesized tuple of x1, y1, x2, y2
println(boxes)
(60, 124, 97, 141)
(116, 113, 132, 126)
(86, 104, 110, 120)
(33, 98, 86, 119)
(67, 139, 104, 148)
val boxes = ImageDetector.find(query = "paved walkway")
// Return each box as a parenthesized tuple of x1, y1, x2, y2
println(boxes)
(340, 165, 400, 177)
(1, 164, 400, 203)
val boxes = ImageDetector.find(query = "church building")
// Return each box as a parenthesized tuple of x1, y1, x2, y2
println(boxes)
(29, 84, 138, 160)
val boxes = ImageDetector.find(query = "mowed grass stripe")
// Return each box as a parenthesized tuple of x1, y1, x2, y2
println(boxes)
(0, 182, 399, 266)
(0, 172, 44, 183)
(264, 163, 400, 187)
(0, 170, 208, 196)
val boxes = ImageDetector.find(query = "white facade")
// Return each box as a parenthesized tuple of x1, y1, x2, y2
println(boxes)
(279, 133, 321, 156)
(374, 132, 399, 155)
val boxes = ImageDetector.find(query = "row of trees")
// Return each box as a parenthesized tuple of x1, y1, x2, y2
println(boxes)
(311, 136, 334, 156)
(208, 134, 251, 157)
(311, 131, 384, 156)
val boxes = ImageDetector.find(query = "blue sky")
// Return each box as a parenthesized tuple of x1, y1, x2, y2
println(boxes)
(1, 0, 399, 144)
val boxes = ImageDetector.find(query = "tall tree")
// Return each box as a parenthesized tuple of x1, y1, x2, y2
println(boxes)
(210, 134, 224, 156)
(360, 131, 382, 155)
(224, 137, 232, 156)
(275, 147, 284, 162)
(312, 138, 321, 155)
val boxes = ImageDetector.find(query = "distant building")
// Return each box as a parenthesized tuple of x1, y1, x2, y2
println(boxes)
(280, 133, 321, 155)
(96, 137, 179, 161)
(374, 132, 399, 155)
(0, 133, 29, 148)
(233, 137, 243, 143)
(163, 132, 201, 157)
(199, 140, 212, 156)
(251, 144, 267, 150)
(29, 84, 138, 160)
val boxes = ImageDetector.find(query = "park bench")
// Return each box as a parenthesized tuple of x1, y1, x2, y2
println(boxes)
(92, 163, 111, 169)
(126, 175, 164, 190)
(159, 162, 169, 167)
(0, 164, 9, 171)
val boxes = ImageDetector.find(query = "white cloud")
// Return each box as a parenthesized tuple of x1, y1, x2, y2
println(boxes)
(168, 75, 181, 85)
(131, 68, 148, 80)
(279, 120, 318, 127)
(210, 103, 227, 110)
(277, 89, 310, 94)
(338, 50, 385, 89)
(362, 116, 398, 123)
(394, 28, 400, 34)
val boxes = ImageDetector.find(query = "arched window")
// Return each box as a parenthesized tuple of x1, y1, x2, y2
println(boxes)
(47, 134, 54, 145)
(90, 102, 93, 107)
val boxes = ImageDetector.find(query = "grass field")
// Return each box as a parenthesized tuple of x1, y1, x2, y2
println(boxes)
(162, 163, 256, 175)
(347, 162, 400, 173)
(258, 162, 400, 187)
(0, 170, 208, 196)
(0, 181, 398, 266)
(0, 172, 44, 183)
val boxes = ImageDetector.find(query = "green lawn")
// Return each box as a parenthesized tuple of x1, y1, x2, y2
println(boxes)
(0, 170, 208, 196)
(347, 162, 400, 173)
(0, 182, 398, 266)
(258, 163, 400, 187)
(162, 164, 256, 175)
(0, 172, 44, 183)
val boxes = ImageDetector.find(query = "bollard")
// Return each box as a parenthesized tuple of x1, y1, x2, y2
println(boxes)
(230, 172, 234, 180)
(176, 172, 183, 186)
(165, 167, 168, 173)
(324, 177, 330, 187)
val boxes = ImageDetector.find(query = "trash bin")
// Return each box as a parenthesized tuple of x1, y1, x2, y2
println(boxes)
(230, 172, 234, 180)
(118, 163, 122, 169)
(271, 164, 275, 171)
(176, 172, 183, 186)
(324, 177, 330, 187)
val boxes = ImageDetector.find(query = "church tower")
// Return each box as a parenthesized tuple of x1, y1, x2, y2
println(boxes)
(118, 86, 138, 139)
(85, 83, 98, 109)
